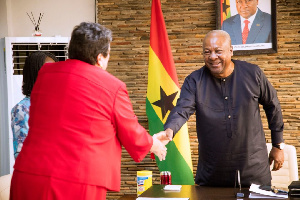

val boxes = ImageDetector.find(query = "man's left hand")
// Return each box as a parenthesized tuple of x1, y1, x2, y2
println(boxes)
(269, 147, 284, 171)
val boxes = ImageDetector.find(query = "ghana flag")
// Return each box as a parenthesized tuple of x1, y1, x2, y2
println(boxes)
(146, 0, 194, 185)
(221, 0, 231, 26)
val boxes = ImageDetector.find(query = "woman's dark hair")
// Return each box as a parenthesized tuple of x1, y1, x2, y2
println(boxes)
(68, 22, 112, 65)
(22, 51, 58, 96)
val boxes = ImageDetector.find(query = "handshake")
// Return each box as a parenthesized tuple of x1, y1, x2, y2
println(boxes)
(150, 128, 174, 161)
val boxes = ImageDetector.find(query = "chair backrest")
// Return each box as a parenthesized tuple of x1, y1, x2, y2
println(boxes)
(0, 174, 11, 200)
(266, 143, 299, 189)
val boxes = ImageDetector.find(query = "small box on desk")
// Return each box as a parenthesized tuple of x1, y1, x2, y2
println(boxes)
(288, 181, 300, 196)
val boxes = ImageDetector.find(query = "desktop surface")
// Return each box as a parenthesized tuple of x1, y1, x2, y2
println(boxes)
(119, 185, 295, 200)
(140, 185, 248, 199)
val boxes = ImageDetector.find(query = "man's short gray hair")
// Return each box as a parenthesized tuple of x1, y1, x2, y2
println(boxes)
(203, 30, 232, 47)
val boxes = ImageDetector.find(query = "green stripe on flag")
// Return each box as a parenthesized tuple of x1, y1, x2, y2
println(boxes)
(146, 98, 164, 135)
(146, 98, 194, 185)
(156, 141, 194, 185)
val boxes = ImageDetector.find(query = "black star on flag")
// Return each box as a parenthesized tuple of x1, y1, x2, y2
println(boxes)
(152, 86, 178, 120)
(222, 0, 230, 17)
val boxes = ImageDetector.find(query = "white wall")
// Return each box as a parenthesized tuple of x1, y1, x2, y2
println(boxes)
(0, 0, 95, 38)
(0, 0, 9, 38)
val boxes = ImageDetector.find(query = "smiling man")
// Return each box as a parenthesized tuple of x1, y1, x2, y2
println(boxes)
(221, 0, 272, 45)
(163, 30, 285, 187)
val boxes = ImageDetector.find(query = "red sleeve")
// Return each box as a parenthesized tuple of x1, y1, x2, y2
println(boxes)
(113, 84, 153, 162)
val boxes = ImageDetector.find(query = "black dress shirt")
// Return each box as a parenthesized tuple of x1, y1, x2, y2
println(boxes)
(165, 59, 284, 186)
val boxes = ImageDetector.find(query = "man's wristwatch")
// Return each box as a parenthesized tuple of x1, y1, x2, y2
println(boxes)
(272, 143, 285, 150)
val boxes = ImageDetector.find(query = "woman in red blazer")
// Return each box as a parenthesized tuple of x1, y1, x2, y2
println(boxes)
(10, 22, 169, 200)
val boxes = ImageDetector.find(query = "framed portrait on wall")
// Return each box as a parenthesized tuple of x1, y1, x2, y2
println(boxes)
(216, 0, 277, 55)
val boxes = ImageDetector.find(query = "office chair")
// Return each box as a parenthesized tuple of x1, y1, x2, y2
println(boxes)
(266, 143, 299, 189)
(0, 174, 11, 200)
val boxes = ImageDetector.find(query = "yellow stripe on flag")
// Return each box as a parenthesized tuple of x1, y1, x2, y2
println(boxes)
(147, 47, 180, 124)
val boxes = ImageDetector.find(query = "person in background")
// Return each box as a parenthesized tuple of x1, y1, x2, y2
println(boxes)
(221, 0, 272, 45)
(10, 22, 169, 200)
(11, 51, 58, 159)
(163, 30, 284, 187)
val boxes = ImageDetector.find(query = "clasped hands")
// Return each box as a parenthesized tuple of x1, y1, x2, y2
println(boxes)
(150, 128, 174, 161)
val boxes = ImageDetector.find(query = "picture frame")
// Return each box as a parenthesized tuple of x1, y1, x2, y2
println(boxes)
(216, 0, 277, 55)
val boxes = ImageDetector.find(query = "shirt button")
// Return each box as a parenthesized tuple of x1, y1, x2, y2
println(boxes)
(223, 79, 226, 82)
(225, 96, 228, 100)
(228, 115, 231, 119)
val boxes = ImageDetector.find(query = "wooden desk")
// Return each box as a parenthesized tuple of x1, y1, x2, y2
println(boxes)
(119, 185, 296, 200)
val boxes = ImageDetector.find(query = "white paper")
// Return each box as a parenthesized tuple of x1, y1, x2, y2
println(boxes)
(249, 193, 286, 199)
(249, 184, 288, 199)
(163, 185, 182, 191)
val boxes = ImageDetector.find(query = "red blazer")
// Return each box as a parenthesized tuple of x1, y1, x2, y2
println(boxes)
(14, 59, 153, 191)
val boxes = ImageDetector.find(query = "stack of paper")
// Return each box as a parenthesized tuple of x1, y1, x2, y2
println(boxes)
(163, 185, 182, 191)
(136, 185, 186, 200)
(249, 184, 288, 199)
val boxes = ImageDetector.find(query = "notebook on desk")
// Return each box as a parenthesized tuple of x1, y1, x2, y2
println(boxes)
(249, 184, 288, 199)
(288, 181, 300, 196)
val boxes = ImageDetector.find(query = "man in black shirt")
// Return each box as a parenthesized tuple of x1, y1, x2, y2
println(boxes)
(163, 30, 284, 186)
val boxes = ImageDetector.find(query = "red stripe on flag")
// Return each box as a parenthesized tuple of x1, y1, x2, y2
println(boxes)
(150, 0, 179, 88)
(221, 0, 223, 26)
